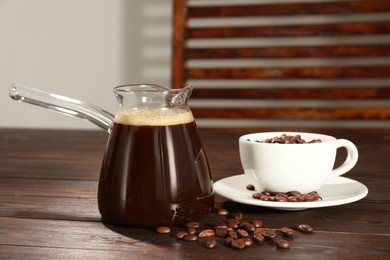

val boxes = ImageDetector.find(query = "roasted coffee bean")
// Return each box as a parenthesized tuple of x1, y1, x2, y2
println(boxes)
(242, 223, 256, 232)
(276, 239, 290, 249)
(224, 237, 234, 246)
(241, 238, 253, 247)
(288, 196, 298, 202)
(183, 234, 198, 242)
(228, 230, 239, 239)
(261, 194, 270, 200)
(215, 228, 228, 237)
(176, 231, 188, 239)
(252, 134, 322, 144)
(214, 220, 227, 229)
(254, 227, 266, 235)
(233, 212, 244, 220)
(198, 229, 215, 238)
(298, 224, 314, 233)
(217, 208, 229, 216)
(237, 229, 249, 238)
(289, 190, 302, 197)
(304, 194, 315, 202)
(205, 239, 217, 249)
(252, 219, 263, 228)
(308, 191, 322, 201)
(187, 227, 197, 235)
(227, 219, 240, 229)
(276, 195, 288, 202)
(264, 232, 277, 241)
(252, 193, 263, 199)
(246, 184, 255, 191)
(253, 233, 265, 243)
(252, 190, 321, 203)
(157, 206, 316, 252)
(276, 192, 288, 199)
(186, 222, 200, 228)
(260, 228, 277, 240)
(281, 227, 294, 237)
(239, 221, 250, 227)
(155, 226, 171, 234)
(231, 239, 246, 250)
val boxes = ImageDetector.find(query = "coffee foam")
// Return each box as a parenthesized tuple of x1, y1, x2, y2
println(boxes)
(114, 108, 194, 126)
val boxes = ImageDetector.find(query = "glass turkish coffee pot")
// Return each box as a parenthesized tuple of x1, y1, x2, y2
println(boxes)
(9, 84, 214, 228)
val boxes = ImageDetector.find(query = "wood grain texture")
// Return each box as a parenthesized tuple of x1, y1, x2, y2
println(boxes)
(188, 44, 390, 59)
(188, 22, 390, 39)
(190, 87, 390, 100)
(187, 0, 390, 18)
(0, 128, 389, 258)
(187, 66, 390, 79)
(191, 107, 390, 120)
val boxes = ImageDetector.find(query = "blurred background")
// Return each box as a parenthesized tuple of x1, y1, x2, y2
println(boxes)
(1, 0, 389, 130)
(0, 0, 172, 129)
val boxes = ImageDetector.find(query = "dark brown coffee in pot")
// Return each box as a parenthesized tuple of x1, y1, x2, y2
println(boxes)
(98, 108, 214, 228)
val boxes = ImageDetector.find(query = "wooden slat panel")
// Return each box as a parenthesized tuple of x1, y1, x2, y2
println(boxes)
(191, 87, 390, 100)
(187, 65, 390, 79)
(188, 22, 390, 39)
(172, 0, 188, 89)
(188, 44, 390, 59)
(173, 0, 390, 125)
(188, 1, 390, 18)
(192, 107, 390, 120)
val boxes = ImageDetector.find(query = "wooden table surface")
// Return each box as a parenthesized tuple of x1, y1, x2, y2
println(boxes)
(0, 128, 389, 259)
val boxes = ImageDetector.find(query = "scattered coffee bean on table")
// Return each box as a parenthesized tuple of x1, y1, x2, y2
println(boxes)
(251, 190, 322, 202)
(248, 134, 322, 144)
(231, 239, 246, 250)
(252, 219, 263, 228)
(237, 229, 249, 238)
(187, 227, 197, 235)
(217, 208, 229, 216)
(156, 226, 171, 234)
(253, 233, 265, 243)
(199, 229, 215, 238)
(176, 231, 188, 239)
(281, 227, 294, 237)
(183, 234, 199, 242)
(156, 209, 316, 252)
(225, 237, 234, 246)
(233, 212, 244, 220)
(276, 239, 290, 249)
(241, 222, 255, 232)
(205, 239, 217, 249)
(258, 228, 277, 240)
(298, 224, 314, 233)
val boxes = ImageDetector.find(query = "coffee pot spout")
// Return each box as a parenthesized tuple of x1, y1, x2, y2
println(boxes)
(9, 84, 114, 132)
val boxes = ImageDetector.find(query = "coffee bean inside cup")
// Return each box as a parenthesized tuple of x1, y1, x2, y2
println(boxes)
(247, 134, 322, 144)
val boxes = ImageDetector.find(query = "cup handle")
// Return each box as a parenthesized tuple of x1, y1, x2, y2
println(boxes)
(330, 139, 359, 177)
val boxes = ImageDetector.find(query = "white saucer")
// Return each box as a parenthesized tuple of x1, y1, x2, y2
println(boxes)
(214, 174, 368, 210)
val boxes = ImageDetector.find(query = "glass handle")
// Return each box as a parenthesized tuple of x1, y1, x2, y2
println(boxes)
(9, 84, 114, 132)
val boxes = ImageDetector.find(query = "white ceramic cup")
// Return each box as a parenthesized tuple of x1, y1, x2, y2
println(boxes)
(239, 132, 359, 194)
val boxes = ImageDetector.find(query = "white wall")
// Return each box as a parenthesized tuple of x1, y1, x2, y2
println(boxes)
(0, 0, 172, 129)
